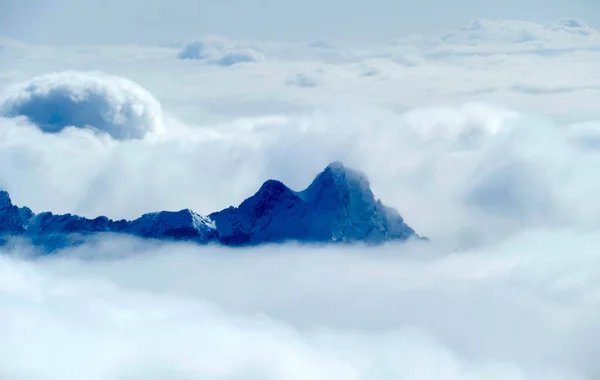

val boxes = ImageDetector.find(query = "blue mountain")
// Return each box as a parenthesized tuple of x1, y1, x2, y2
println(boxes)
(0, 162, 424, 250)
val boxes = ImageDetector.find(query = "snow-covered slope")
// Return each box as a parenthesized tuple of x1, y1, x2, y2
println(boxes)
(124, 210, 217, 240)
(0, 162, 423, 250)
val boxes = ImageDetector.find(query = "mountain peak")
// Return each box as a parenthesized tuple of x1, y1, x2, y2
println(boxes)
(304, 161, 373, 203)
(255, 179, 294, 197)
(0, 190, 12, 207)
(325, 160, 346, 171)
(323, 161, 364, 180)
(0, 163, 424, 249)
(211, 162, 421, 245)
(0, 189, 29, 236)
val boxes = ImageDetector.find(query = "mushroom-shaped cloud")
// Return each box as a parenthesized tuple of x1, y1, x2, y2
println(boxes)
(0, 71, 164, 140)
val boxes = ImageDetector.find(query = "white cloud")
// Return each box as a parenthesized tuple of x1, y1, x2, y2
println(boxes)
(177, 36, 265, 66)
(0, 71, 165, 140)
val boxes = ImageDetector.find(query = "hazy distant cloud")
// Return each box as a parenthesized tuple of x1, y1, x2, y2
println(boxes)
(510, 84, 600, 95)
(215, 49, 264, 66)
(544, 18, 597, 36)
(393, 18, 600, 57)
(178, 36, 265, 66)
(286, 73, 319, 87)
(564, 121, 600, 151)
(309, 41, 335, 49)
(466, 161, 557, 222)
(177, 40, 208, 60)
(356, 58, 409, 78)
(0, 36, 21, 49)
(470, 18, 597, 43)
(0, 71, 164, 140)
(359, 67, 381, 77)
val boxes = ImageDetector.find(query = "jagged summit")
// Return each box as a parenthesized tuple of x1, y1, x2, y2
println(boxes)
(0, 162, 423, 250)
(304, 161, 370, 196)
(0, 190, 10, 204)
(210, 162, 421, 245)
(0, 191, 32, 236)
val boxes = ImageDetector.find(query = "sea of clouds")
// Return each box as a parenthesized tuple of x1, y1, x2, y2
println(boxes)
(0, 18, 599, 379)
(1, 232, 599, 379)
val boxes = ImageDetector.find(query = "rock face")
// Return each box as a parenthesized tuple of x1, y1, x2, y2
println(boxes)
(0, 162, 424, 250)
(0, 191, 32, 236)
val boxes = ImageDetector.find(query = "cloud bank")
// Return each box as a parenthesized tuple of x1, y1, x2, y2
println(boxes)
(0, 92, 599, 249)
(0, 71, 165, 140)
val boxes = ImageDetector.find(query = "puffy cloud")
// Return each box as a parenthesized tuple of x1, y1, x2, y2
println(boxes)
(0, 71, 165, 140)
(216, 49, 265, 66)
(177, 36, 265, 66)
(177, 40, 206, 59)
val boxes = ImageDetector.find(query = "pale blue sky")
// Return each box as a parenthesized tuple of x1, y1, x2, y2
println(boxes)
(1, 0, 598, 44)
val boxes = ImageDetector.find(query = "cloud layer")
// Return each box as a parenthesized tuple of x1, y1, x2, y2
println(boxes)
(0, 229, 597, 379)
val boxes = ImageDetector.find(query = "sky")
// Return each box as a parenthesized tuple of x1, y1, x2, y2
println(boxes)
(1, 0, 599, 44)
(2, 1, 600, 379)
